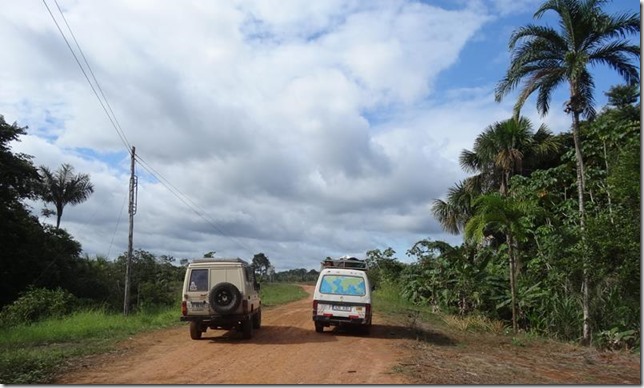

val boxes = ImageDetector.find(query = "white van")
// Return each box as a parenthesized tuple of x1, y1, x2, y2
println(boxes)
(312, 257, 372, 334)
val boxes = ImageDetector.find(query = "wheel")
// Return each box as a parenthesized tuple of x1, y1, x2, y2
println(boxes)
(190, 321, 203, 340)
(208, 282, 242, 314)
(241, 316, 254, 339)
(252, 309, 262, 329)
(315, 322, 324, 333)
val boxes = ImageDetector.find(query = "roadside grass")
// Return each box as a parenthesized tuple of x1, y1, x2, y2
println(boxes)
(442, 314, 506, 334)
(372, 282, 444, 327)
(0, 282, 306, 384)
(0, 307, 179, 384)
(372, 282, 508, 339)
(260, 282, 309, 307)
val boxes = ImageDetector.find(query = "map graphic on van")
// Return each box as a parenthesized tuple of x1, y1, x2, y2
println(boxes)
(319, 275, 366, 296)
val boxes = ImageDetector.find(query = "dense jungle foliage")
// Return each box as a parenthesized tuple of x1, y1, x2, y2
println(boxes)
(367, 92, 640, 350)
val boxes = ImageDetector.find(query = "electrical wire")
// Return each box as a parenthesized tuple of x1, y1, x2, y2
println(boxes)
(42, 0, 132, 152)
(43, 1, 256, 257)
(134, 154, 257, 255)
(53, 0, 132, 152)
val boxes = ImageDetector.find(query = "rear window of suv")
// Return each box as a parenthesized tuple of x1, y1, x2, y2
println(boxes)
(188, 269, 208, 291)
(319, 275, 366, 296)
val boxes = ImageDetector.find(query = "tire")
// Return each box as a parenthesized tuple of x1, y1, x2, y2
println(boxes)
(315, 322, 324, 333)
(190, 321, 203, 340)
(241, 316, 253, 339)
(252, 309, 262, 329)
(208, 282, 242, 314)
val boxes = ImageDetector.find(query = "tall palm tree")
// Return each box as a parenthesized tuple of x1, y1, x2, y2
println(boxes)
(455, 117, 558, 332)
(460, 117, 559, 196)
(39, 163, 94, 228)
(494, 0, 640, 344)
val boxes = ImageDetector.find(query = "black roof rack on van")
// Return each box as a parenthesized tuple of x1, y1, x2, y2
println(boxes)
(320, 255, 368, 270)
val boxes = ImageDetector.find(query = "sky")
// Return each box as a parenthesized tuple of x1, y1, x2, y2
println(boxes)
(1, 0, 640, 271)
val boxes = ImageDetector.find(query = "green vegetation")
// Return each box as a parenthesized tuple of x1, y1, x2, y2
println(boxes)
(38, 163, 94, 229)
(0, 282, 304, 384)
(0, 307, 179, 384)
(260, 283, 309, 307)
(394, 0, 640, 349)
(369, 90, 640, 350)
(372, 281, 443, 328)
(495, 0, 640, 346)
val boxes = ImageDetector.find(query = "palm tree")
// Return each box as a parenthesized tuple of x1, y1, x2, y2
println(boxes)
(465, 193, 527, 333)
(494, 0, 640, 344)
(460, 117, 559, 196)
(39, 163, 94, 228)
(431, 180, 477, 235)
(433, 117, 558, 236)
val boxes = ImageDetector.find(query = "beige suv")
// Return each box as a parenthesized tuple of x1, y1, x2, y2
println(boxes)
(180, 258, 261, 340)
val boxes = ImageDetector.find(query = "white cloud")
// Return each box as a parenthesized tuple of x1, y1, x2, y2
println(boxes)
(5, 0, 627, 271)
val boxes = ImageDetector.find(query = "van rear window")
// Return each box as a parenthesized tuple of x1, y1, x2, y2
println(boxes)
(319, 275, 365, 296)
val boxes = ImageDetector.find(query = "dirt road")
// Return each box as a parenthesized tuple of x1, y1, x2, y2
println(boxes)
(55, 285, 409, 384)
(54, 285, 640, 384)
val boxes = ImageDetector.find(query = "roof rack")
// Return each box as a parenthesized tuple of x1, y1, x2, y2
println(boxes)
(192, 258, 250, 266)
(320, 255, 368, 270)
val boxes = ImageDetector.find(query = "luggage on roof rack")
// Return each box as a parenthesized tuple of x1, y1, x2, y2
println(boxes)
(320, 255, 368, 270)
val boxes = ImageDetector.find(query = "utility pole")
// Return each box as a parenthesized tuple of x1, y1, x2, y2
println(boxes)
(123, 146, 137, 315)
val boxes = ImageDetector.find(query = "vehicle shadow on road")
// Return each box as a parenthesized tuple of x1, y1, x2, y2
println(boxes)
(371, 323, 456, 346)
(314, 323, 456, 346)
(205, 325, 340, 345)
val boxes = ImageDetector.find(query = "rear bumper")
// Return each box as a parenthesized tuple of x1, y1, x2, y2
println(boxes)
(313, 314, 370, 326)
(180, 312, 254, 327)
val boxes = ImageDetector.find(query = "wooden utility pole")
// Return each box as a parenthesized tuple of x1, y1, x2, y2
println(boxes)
(124, 146, 137, 315)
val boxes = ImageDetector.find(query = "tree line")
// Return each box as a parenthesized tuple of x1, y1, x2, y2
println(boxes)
(368, 0, 640, 349)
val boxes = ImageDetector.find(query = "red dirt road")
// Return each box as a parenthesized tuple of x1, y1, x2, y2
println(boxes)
(54, 285, 640, 384)
(55, 285, 409, 384)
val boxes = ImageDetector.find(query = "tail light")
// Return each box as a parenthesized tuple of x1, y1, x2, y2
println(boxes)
(181, 301, 187, 316)
(365, 303, 371, 316)
(313, 300, 318, 315)
(242, 300, 248, 314)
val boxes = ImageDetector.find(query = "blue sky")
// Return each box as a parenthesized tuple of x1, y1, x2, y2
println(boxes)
(0, 0, 640, 271)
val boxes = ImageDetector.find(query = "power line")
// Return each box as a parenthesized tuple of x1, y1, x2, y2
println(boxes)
(43, 1, 257, 257)
(42, 0, 132, 151)
(53, 0, 132, 152)
(134, 154, 257, 255)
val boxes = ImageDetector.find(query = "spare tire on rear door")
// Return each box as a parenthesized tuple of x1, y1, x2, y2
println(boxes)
(208, 282, 242, 314)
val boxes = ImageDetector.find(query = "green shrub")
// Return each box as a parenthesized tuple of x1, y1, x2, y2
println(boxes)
(0, 287, 77, 327)
(595, 327, 639, 351)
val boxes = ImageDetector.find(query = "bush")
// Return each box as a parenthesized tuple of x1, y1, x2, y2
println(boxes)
(0, 287, 77, 327)
(595, 327, 639, 351)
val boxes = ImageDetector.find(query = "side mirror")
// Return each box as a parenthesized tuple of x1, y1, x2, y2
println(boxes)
(371, 285, 376, 291)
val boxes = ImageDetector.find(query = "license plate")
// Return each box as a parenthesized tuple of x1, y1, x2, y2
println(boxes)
(190, 301, 206, 310)
(332, 305, 351, 312)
